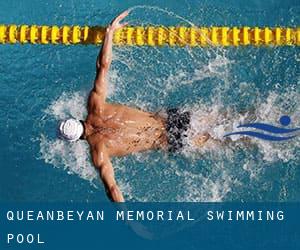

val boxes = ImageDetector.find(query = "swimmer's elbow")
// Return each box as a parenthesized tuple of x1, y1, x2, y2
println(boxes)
(92, 156, 104, 169)
(96, 57, 110, 72)
(108, 184, 125, 202)
(100, 57, 111, 70)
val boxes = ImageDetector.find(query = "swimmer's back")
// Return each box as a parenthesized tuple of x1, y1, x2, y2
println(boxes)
(86, 102, 168, 156)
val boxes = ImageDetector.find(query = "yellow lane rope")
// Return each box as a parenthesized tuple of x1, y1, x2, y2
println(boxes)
(0, 25, 299, 46)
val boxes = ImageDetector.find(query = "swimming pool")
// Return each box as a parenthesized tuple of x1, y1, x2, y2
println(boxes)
(0, 0, 299, 202)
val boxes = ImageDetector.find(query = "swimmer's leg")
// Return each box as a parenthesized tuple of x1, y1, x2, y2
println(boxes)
(191, 107, 259, 148)
(192, 132, 211, 147)
(192, 133, 254, 148)
(190, 115, 216, 147)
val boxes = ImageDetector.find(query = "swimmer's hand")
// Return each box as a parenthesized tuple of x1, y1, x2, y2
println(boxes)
(107, 10, 129, 33)
(94, 10, 129, 101)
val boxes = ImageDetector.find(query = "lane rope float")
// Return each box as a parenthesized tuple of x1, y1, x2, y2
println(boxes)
(0, 25, 299, 46)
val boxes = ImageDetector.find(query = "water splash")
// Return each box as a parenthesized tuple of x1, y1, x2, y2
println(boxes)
(39, 134, 98, 185)
(39, 89, 300, 202)
(38, 6, 300, 202)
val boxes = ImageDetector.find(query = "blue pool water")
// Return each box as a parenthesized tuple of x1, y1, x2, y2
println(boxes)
(0, 0, 299, 202)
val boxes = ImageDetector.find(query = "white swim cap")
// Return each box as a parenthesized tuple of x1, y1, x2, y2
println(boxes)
(58, 118, 84, 142)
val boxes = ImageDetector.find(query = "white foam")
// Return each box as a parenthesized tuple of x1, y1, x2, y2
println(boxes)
(39, 92, 98, 185)
(253, 90, 300, 162)
(46, 92, 87, 120)
(181, 89, 300, 163)
(39, 134, 97, 183)
(175, 164, 233, 202)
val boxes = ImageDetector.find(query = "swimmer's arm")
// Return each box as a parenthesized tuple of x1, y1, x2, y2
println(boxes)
(93, 30, 112, 99)
(92, 144, 125, 202)
(94, 11, 129, 99)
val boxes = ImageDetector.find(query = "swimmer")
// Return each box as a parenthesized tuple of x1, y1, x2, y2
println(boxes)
(58, 11, 210, 202)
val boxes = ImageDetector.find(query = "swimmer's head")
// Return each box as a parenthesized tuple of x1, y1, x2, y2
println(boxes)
(57, 118, 84, 142)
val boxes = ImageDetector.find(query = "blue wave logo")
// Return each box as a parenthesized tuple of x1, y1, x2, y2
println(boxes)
(224, 116, 300, 141)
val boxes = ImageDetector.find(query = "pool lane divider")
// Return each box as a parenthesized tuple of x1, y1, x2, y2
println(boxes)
(0, 25, 299, 46)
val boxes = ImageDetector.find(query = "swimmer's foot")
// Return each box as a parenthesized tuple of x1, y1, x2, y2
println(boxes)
(193, 133, 210, 147)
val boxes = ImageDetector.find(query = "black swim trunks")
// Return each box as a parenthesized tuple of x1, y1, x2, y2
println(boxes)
(166, 108, 191, 153)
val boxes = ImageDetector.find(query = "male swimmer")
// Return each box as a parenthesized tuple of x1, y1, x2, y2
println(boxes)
(58, 11, 210, 202)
